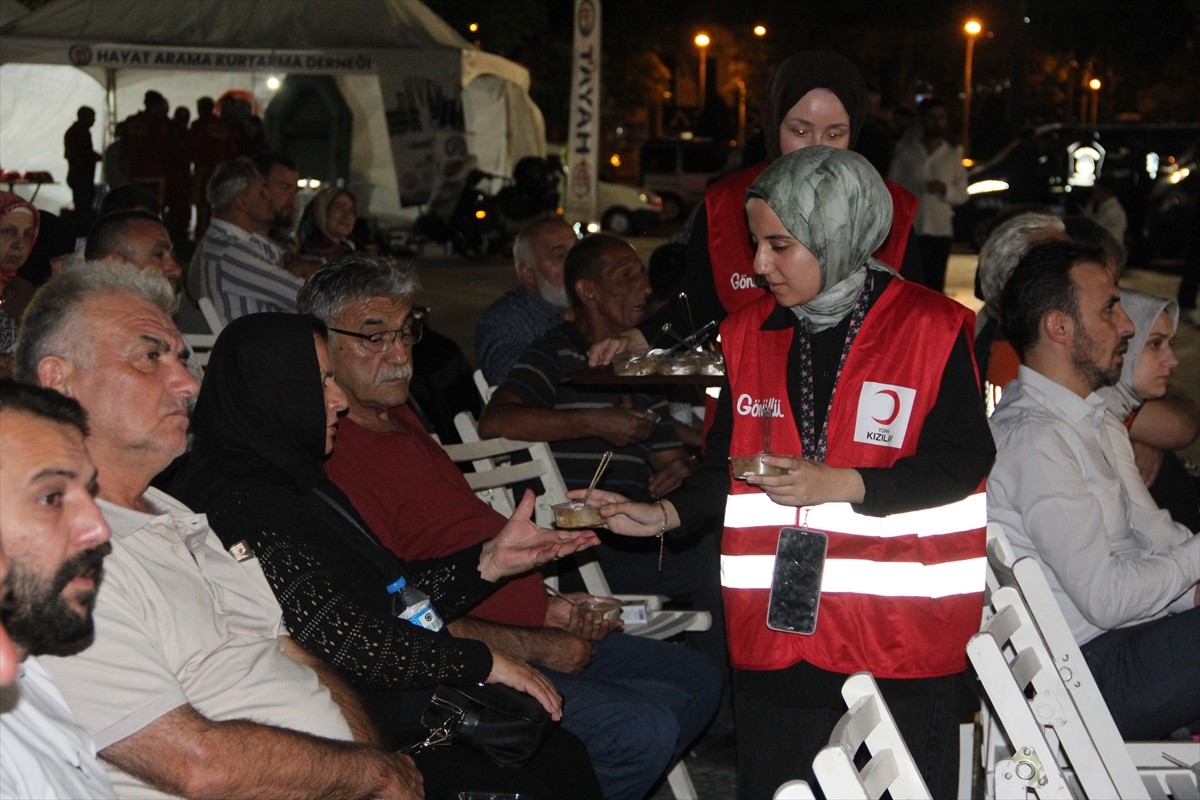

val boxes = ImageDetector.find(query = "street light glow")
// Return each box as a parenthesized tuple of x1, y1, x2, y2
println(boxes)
(468, 22, 478, 33)
(694, 33, 711, 111)
(1089, 78, 1102, 91)
(753, 25, 766, 37)
(962, 19, 984, 157)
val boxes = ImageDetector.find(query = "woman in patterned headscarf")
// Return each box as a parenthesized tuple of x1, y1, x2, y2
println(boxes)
(579, 147, 996, 798)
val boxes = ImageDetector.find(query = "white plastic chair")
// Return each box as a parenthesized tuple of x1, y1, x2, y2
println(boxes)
(180, 296, 224, 371)
(473, 368, 495, 404)
(775, 672, 932, 800)
(198, 295, 226, 332)
(986, 533, 1200, 799)
(773, 779, 818, 799)
(968, 593, 1077, 799)
(181, 331, 217, 369)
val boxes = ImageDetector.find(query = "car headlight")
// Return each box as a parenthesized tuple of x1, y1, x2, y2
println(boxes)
(967, 179, 1009, 196)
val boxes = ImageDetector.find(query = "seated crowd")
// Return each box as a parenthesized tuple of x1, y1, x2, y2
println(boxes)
(2, 79, 1197, 800)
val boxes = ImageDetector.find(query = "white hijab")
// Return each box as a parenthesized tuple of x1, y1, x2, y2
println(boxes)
(1097, 288, 1179, 419)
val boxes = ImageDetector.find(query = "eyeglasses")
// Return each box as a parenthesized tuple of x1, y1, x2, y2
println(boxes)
(329, 320, 423, 352)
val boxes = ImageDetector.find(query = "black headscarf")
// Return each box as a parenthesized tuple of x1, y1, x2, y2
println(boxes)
(188, 312, 329, 490)
(763, 51, 869, 161)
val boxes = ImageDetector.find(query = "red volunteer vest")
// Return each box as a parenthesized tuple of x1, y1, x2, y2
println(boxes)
(706, 163, 918, 317)
(719, 283, 986, 678)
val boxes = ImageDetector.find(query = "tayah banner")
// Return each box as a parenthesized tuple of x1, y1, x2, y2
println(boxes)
(563, 0, 600, 225)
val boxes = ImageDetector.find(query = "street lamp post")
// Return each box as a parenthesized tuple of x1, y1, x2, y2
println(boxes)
(1088, 78, 1102, 125)
(737, 80, 746, 146)
(694, 33, 710, 111)
(962, 19, 982, 157)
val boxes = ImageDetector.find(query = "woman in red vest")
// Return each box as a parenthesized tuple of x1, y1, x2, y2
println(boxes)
(592, 51, 921, 364)
(574, 147, 994, 798)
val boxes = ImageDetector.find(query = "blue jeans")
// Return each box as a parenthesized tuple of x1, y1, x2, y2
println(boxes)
(540, 632, 722, 800)
(1081, 605, 1200, 739)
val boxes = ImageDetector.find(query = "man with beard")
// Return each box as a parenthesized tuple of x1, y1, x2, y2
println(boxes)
(0, 379, 117, 799)
(475, 217, 577, 384)
(252, 153, 300, 251)
(0, 542, 16, 690)
(988, 241, 1200, 740)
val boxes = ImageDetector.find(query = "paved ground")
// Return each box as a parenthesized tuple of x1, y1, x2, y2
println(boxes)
(410, 238, 1199, 799)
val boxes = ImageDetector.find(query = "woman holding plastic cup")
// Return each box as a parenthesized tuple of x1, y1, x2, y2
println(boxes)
(572, 146, 995, 798)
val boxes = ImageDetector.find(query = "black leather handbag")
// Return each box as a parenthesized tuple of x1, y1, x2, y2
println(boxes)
(408, 682, 557, 768)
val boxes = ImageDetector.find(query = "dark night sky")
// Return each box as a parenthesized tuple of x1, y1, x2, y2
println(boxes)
(429, 0, 1200, 134)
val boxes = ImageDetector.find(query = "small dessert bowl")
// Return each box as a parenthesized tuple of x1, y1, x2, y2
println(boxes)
(657, 355, 698, 376)
(612, 353, 659, 376)
(577, 597, 623, 621)
(692, 352, 726, 376)
(729, 452, 791, 479)
(552, 500, 605, 529)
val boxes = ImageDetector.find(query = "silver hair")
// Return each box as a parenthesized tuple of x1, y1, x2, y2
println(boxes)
(15, 261, 177, 383)
(296, 253, 420, 324)
(207, 156, 260, 214)
(978, 212, 1066, 319)
(513, 217, 574, 275)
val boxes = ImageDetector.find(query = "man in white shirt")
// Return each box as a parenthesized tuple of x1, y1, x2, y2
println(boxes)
(0, 380, 117, 800)
(15, 263, 422, 799)
(988, 240, 1200, 740)
(1083, 176, 1128, 246)
(188, 157, 304, 325)
(888, 98, 969, 293)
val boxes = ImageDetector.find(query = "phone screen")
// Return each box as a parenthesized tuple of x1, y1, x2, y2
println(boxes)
(766, 527, 828, 635)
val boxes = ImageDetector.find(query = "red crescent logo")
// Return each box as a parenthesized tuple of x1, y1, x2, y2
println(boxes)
(872, 389, 901, 425)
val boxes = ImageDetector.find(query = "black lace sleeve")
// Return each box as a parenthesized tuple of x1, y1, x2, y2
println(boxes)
(202, 485, 494, 692)
(406, 546, 504, 620)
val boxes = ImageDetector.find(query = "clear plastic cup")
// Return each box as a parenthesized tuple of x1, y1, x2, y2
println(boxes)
(577, 597, 622, 621)
(693, 352, 725, 376)
(612, 353, 659, 376)
(657, 355, 698, 376)
(552, 500, 604, 529)
(729, 453, 790, 479)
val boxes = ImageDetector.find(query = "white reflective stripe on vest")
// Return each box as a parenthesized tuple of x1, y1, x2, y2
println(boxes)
(721, 554, 986, 598)
(724, 494, 799, 528)
(723, 493, 985, 538)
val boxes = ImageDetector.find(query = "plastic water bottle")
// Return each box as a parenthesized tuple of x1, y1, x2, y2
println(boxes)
(387, 576, 444, 632)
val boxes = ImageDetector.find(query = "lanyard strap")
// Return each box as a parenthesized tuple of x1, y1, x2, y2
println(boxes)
(795, 276, 872, 461)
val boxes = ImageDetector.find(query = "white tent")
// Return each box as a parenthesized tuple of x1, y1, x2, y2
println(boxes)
(0, 0, 546, 223)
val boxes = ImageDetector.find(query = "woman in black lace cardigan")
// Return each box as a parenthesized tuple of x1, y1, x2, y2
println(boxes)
(168, 312, 601, 800)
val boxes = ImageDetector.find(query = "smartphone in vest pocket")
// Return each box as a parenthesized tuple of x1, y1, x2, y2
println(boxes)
(766, 526, 828, 635)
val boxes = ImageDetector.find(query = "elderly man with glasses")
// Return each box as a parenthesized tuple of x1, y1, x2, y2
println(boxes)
(303, 253, 721, 800)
